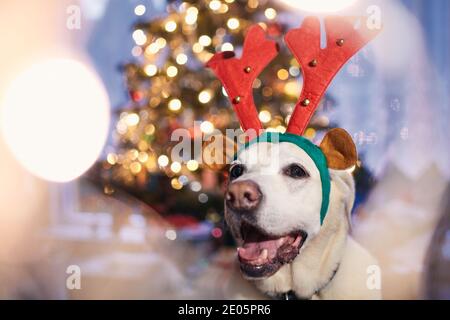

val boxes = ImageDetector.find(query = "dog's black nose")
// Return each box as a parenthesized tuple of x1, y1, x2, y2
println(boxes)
(226, 180, 262, 212)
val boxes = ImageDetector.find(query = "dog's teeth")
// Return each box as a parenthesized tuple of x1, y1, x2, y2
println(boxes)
(277, 238, 286, 246)
(260, 249, 268, 260)
(292, 236, 301, 247)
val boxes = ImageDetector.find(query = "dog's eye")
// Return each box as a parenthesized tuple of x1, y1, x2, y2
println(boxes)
(229, 164, 245, 180)
(283, 164, 309, 179)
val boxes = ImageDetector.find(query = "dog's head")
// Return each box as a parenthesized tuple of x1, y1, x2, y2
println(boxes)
(224, 128, 357, 279)
(206, 17, 378, 281)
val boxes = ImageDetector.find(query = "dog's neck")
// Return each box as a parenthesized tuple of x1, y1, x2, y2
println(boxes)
(251, 175, 351, 299)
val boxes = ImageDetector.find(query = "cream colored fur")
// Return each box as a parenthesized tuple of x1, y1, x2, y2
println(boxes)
(225, 143, 382, 300)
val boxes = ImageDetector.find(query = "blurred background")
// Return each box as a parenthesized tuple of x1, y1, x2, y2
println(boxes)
(0, 0, 448, 299)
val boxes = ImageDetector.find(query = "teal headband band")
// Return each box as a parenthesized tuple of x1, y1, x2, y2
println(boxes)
(236, 132, 331, 225)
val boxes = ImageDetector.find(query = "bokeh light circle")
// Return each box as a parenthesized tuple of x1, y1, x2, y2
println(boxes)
(1, 59, 110, 182)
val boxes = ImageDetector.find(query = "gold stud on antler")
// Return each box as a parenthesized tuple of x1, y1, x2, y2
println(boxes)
(336, 39, 345, 46)
(233, 96, 241, 104)
(301, 98, 311, 107)
(244, 66, 252, 73)
(308, 59, 318, 67)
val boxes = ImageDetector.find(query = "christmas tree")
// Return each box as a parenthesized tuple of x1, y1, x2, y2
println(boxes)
(94, 0, 337, 230)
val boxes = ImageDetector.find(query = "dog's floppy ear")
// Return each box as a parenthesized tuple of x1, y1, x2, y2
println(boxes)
(320, 128, 357, 170)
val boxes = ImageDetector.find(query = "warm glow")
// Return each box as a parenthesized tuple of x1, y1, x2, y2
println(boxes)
(166, 65, 178, 77)
(304, 128, 316, 139)
(209, 0, 221, 11)
(170, 161, 182, 173)
(134, 4, 146, 16)
(158, 155, 169, 167)
(277, 0, 357, 13)
(185, 12, 198, 25)
(144, 64, 158, 76)
(221, 42, 234, 51)
(186, 159, 199, 171)
(264, 8, 277, 20)
(107, 153, 118, 165)
(218, 3, 229, 13)
(132, 29, 147, 45)
(176, 53, 188, 65)
(193, 43, 204, 53)
(156, 37, 167, 48)
(171, 178, 183, 190)
(198, 90, 212, 104)
(168, 98, 182, 111)
(165, 20, 177, 32)
(138, 151, 148, 163)
(200, 121, 214, 134)
(227, 18, 240, 30)
(258, 110, 272, 123)
(0, 59, 110, 182)
(130, 162, 142, 174)
(145, 124, 156, 135)
(199, 35, 212, 47)
(125, 113, 140, 126)
(277, 68, 289, 80)
(284, 80, 301, 97)
(186, 7, 199, 16)
(248, 0, 259, 9)
(145, 43, 160, 55)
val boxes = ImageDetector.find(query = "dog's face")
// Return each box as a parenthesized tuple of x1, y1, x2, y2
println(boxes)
(224, 129, 357, 279)
(225, 142, 321, 278)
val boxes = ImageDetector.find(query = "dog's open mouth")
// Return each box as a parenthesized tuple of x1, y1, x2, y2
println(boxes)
(237, 222, 307, 278)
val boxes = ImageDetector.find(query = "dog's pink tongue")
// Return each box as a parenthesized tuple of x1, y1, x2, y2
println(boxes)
(238, 232, 302, 265)
(238, 239, 279, 264)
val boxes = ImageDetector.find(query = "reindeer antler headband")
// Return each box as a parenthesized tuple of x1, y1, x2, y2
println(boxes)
(207, 16, 380, 224)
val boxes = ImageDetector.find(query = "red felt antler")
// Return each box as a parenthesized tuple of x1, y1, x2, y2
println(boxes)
(206, 25, 279, 138)
(285, 16, 380, 135)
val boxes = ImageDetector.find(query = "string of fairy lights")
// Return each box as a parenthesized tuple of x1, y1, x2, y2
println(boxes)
(103, 0, 331, 195)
